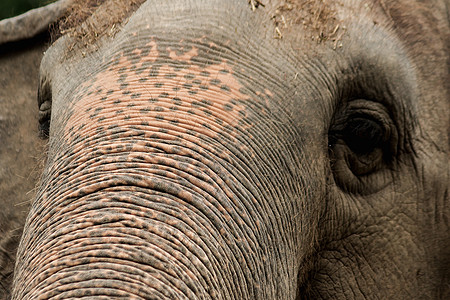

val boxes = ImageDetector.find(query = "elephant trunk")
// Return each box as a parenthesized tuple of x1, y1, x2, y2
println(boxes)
(14, 186, 256, 298)
(12, 131, 281, 298)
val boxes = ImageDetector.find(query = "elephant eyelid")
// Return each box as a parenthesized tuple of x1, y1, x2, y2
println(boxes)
(37, 78, 52, 139)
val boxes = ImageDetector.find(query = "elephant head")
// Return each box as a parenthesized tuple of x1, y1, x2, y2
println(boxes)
(4, 0, 449, 298)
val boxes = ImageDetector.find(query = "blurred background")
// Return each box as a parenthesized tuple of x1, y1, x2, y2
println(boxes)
(0, 0, 54, 20)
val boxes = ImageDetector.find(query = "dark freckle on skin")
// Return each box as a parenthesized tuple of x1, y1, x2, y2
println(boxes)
(165, 73, 177, 79)
(154, 82, 164, 88)
(172, 97, 182, 105)
(173, 66, 183, 72)
(113, 100, 121, 104)
(171, 146, 181, 153)
(73, 134, 81, 142)
(210, 79, 221, 85)
(184, 73, 195, 80)
(224, 103, 233, 111)
(118, 74, 127, 82)
(131, 93, 141, 99)
(191, 101, 201, 108)
(201, 99, 212, 106)
(220, 85, 231, 92)
(186, 129, 196, 136)
(200, 71, 210, 77)
(150, 69, 159, 77)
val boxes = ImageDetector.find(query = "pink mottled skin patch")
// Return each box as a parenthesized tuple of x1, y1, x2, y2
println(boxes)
(168, 46, 198, 61)
(65, 40, 256, 146)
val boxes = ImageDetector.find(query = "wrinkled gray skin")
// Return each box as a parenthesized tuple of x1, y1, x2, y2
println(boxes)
(1, 0, 449, 299)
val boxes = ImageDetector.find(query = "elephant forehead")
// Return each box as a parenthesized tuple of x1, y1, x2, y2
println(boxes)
(63, 39, 273, 144)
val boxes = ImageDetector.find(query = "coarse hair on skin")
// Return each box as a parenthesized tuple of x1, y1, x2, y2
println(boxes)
(53, 0, 146, 45)
(56, 0, 341, 46)
(272, 0, 340, 42)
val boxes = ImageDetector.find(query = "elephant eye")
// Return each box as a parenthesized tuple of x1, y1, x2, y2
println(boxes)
(328, 99, 397, 194)
(342, 116, 384, 155)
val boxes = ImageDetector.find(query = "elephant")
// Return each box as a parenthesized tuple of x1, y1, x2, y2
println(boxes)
(0, 0, 448, 298)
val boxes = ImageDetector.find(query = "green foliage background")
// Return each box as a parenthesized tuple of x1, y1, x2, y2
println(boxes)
(0, 0, 54, 20)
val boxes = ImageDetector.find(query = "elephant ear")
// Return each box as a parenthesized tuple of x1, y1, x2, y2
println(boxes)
(0, 1, 70, 298)
(0, 0, 70, 44)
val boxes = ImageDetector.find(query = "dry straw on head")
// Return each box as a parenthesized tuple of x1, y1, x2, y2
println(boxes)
(54, 0, 146, 45)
